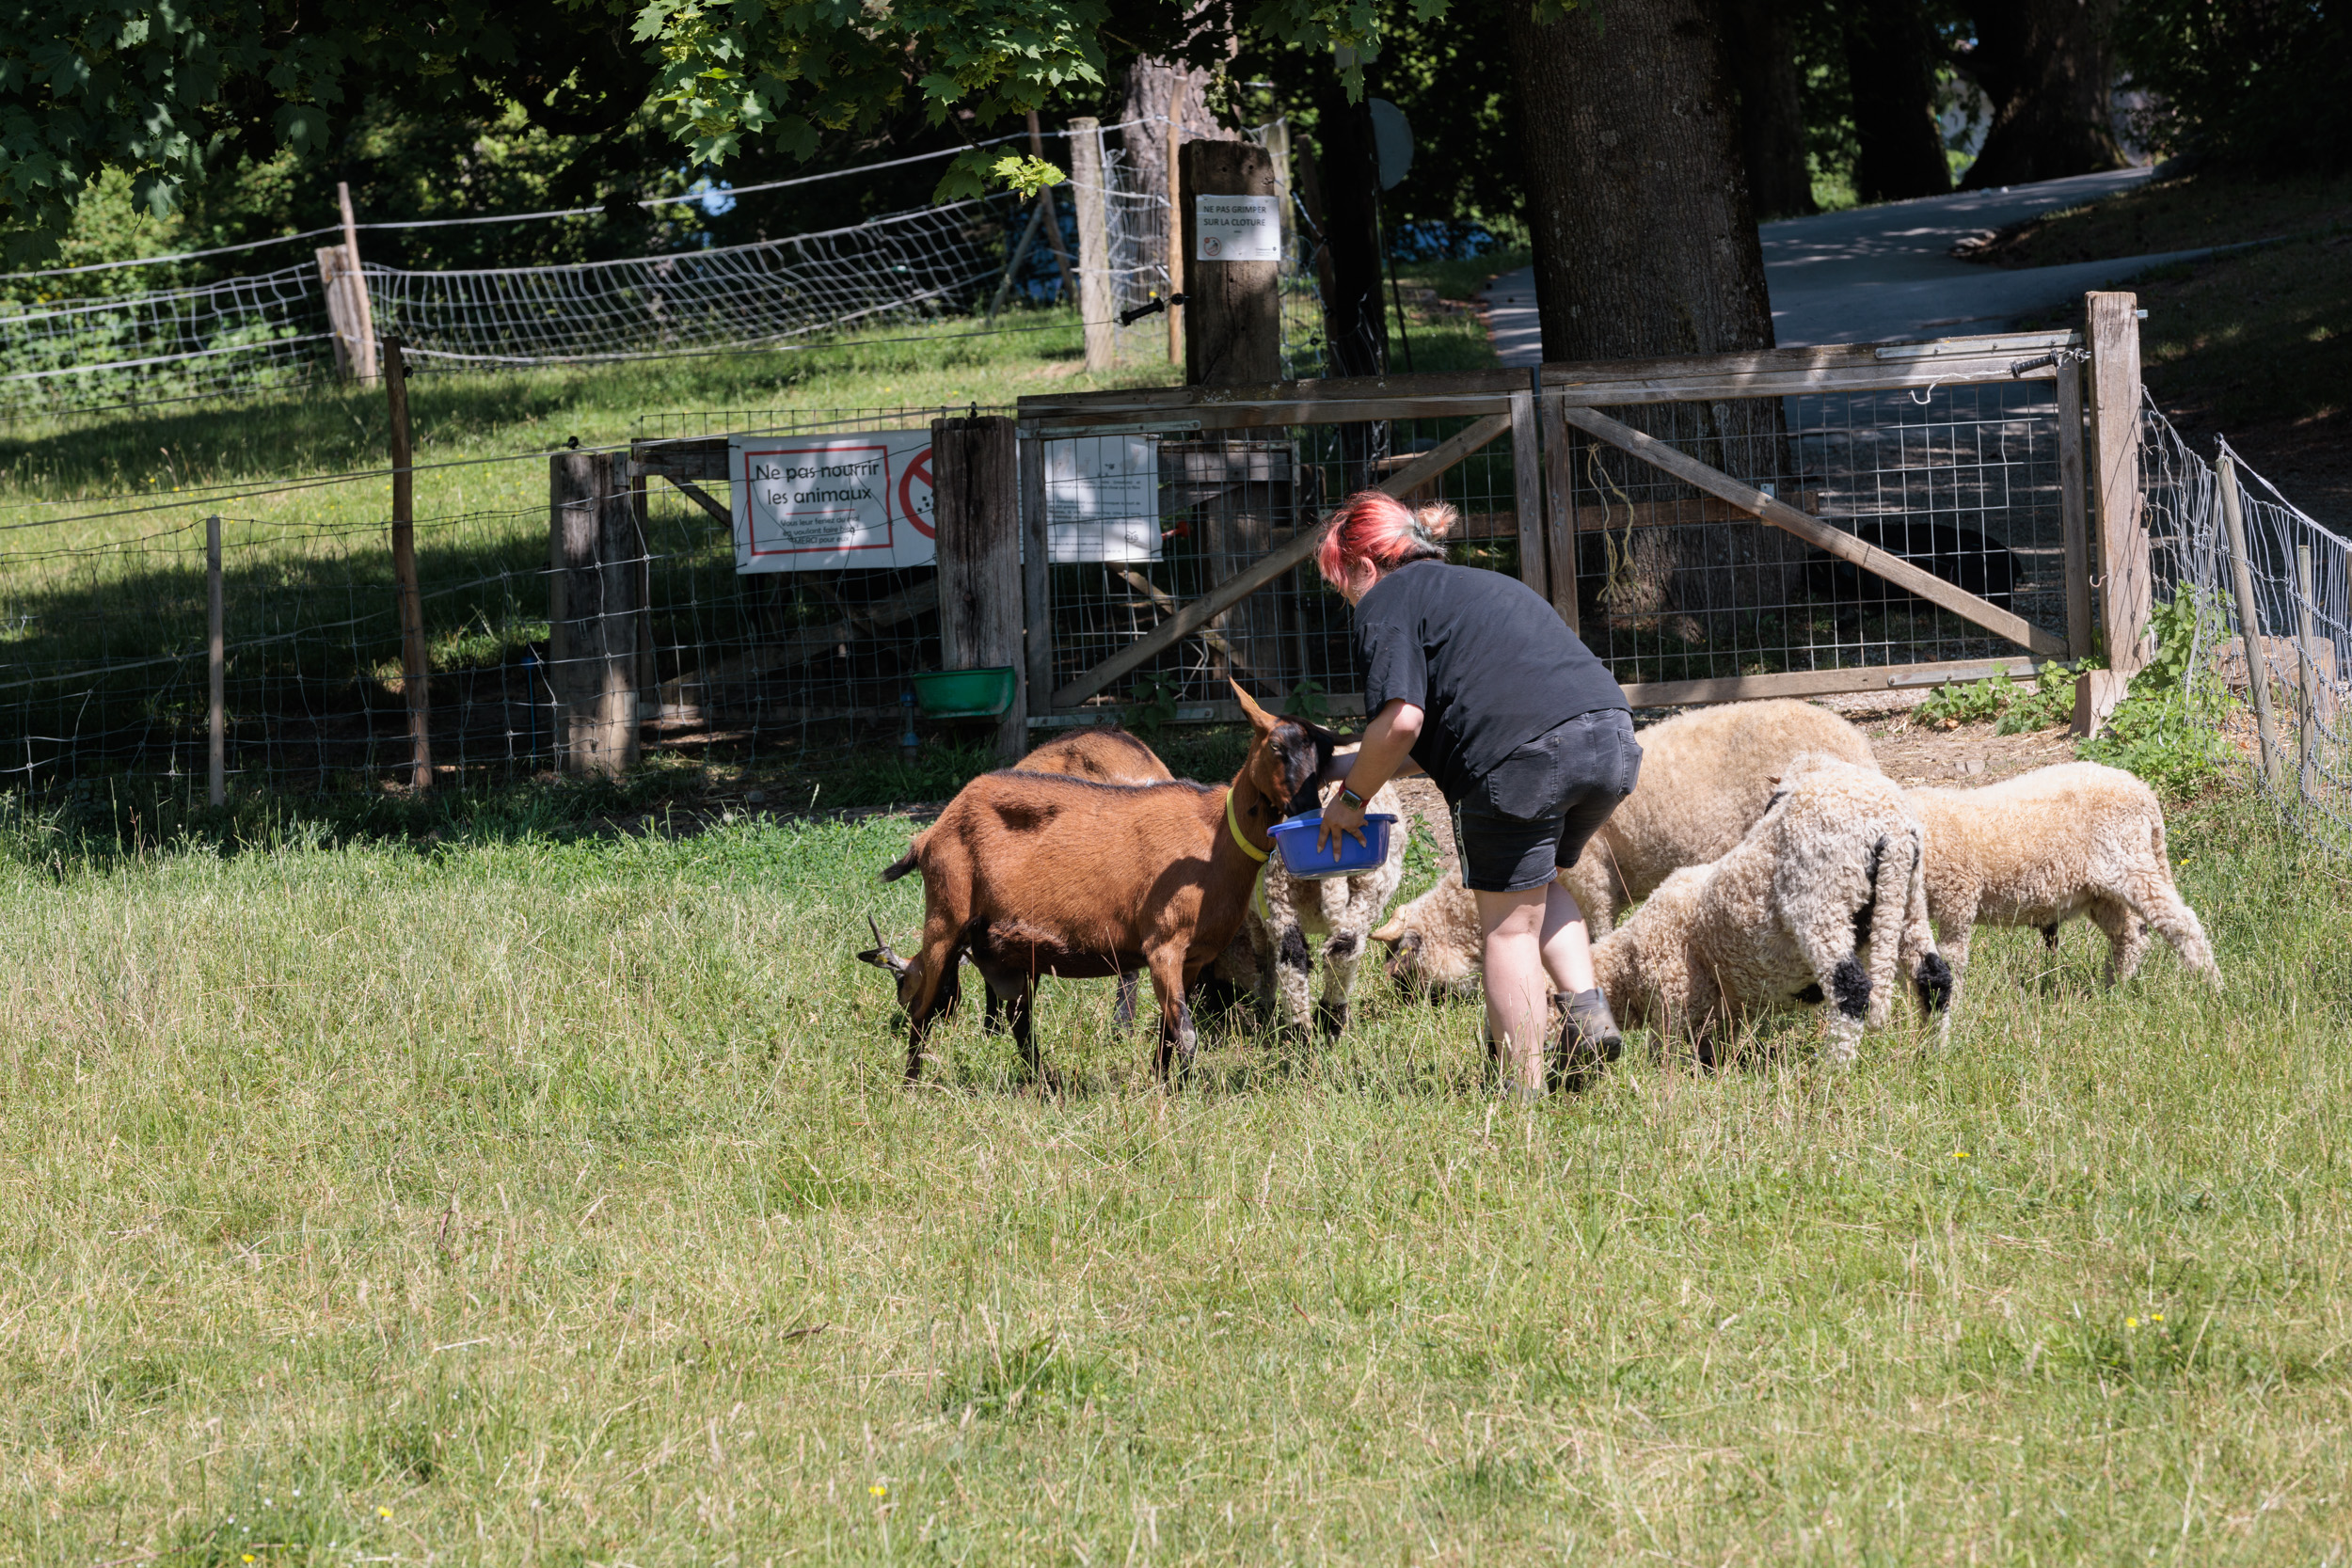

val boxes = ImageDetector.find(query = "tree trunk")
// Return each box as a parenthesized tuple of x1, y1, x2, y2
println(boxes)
(1721, 0, 1816, 220)
(1845, 0, 1953, 202)
(1509, 0, 1798, 643)
(1120, 56, 1234, 280)
(1308, 80, 1388, 379)
(1959, 0, 2125, 189)
(1507, 0, 1772, 361)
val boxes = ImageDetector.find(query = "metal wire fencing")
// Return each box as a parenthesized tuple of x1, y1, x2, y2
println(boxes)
(2149, 406, 2351, 852)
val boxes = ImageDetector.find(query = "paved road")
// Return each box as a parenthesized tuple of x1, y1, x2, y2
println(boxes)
(1481, 167, 2214, 357)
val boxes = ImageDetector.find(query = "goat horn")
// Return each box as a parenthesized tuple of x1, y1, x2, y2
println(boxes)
(1369, 916, 1405, 943)
(857, 913, 911, 976)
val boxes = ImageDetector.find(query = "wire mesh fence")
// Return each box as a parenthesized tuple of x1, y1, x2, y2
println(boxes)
(2150, 406, 2351, 852)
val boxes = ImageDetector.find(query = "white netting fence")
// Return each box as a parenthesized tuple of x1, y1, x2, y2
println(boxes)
(1, 117, 1326, 419)
(376, 199, 1007, 368)
(2146, 403, 2351, 852)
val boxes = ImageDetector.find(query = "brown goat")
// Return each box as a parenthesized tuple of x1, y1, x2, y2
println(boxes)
(1015, 727, 1174, 786)
(860, 684, 1332, 1082)
(1011, 727, 1174, 1029)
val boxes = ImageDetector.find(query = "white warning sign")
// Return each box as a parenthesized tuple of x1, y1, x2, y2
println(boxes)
(1194, 195, 1283, 262)
(729, 432, 934, 572)
(1044, 436, 1161, 562)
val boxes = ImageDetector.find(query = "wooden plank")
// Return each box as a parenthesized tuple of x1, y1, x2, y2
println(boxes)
(1558, 404, 2067, 658)
(1509, 388, 1547, 602)
(1618, 657, 2038, 709)
(1438, 491, 1827, 542)
(2055, 354, 2093, 661)
(1037, 693, 1371, 727)
(931, 415, 1026, 759)
(1047, 411, 1514, 707)
(632, 436, 730, 482)
(336, 182, 379, 383)
(1012, 332, 2081, 424)
(2087, 290, 2151, 677)
(661, 472, 732, 527)
(1166, 114, 1184, 365)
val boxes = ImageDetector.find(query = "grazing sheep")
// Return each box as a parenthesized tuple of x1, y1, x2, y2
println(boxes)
(1374, 699, 1879, 992)
(1905, 762, 2221, 991)
(858, 685, 1334, 1083)
(1591, 755, 1951, 1069)
(1237, 779, 1408, 1038)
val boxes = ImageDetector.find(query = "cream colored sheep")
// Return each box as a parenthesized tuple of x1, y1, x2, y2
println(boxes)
(1592, 754, 1951, 1067)
(1906, 762, 2221, 991)
(1242, 780, 1408, 1037)
(1373, 699, 1879, 991)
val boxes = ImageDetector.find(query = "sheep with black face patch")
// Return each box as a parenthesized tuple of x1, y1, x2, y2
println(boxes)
(1591, 754, 1950, 1067)
(1232, 779, 1408, 1039)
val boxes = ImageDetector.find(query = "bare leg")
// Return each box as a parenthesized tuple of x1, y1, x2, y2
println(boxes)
(1476, 886, 1554, 1097)
(1538, 878, 1597, 995)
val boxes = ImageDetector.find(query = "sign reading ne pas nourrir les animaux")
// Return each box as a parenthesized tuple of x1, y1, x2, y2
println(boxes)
(727, 433, 1161, 572)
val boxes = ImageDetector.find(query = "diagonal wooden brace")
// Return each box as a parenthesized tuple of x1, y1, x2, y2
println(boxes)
(662, 472, 734, 528)
(1049, 411, 1515, 708)
(1557, 404, 2065, 658)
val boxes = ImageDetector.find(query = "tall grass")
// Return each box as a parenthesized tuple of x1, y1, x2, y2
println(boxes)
(2, 780, 2348, 1561)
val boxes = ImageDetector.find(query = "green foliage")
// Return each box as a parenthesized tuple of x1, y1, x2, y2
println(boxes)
(2118, 0, 2352, 175)
(1280, 677, 1330, 724)
(1915, 662, 2084, 735)
(2081, 592, 2237, 800)
(1125, 673, 1184, 738)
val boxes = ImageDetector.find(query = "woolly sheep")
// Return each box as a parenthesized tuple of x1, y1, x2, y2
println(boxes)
(1243, 779, 1408, 1038)
(1905, 761, 2221, 992)
(1373, 699, 1879, 992)
(1591, 754, 1951, 1068)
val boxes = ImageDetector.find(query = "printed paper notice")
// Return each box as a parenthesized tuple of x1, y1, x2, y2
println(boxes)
(1194, 195, 1282, 262)
(1045, 436, 1160, 562)
(729, 432, 934, 572)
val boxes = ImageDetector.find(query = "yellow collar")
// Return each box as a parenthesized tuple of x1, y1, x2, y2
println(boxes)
(1225, 788, 1270, 863)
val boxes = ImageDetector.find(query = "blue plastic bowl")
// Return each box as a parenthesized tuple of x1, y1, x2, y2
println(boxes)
(1266, 812, 1398, 879)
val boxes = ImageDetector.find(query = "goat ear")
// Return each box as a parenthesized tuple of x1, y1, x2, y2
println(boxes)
(1230, 679, 1277, 731)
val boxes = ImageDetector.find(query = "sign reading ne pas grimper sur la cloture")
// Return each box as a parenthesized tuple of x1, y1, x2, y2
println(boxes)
(726, 433, 1162, 572)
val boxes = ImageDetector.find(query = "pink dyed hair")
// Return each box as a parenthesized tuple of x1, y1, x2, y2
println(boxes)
(1314, 491, 1457, 586)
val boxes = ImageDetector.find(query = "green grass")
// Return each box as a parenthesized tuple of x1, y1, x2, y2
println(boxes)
(4, 775, 2350, 1562)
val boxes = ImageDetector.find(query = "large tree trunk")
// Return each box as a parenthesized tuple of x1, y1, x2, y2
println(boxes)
(1508, 0, 1772, 360)
(1721, 0, 1816, 220)
(1844, 0, 1953, 201)
(1307, 82, 1388, 380)
(1508, 0, 1796, 645)
(1120, 57, 1234, 279)
(1959, 0, 2125, 189)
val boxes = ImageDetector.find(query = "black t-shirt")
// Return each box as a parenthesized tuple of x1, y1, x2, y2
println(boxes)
(1353, 560, 1627, 801)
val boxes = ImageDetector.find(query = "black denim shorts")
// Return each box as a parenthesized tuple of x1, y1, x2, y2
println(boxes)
(1455, 708, 1643, 894)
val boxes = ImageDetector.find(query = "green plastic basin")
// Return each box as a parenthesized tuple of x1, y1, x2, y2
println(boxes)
(910, 666, 1017, 718)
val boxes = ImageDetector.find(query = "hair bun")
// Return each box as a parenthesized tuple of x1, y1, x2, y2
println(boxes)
(1412, 502, 1459, 541)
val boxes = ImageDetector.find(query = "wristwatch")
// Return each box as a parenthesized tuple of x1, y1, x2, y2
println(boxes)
(1337, 786, 1367, 811)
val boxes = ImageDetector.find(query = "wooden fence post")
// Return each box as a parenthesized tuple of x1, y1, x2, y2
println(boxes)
(2077, 290, 2149, 733)
(1510, 386, 1547, 604)
(207, 515, 224, 807)
(1166, 114, 1184, 366)
(1179, 139, 1283, 387)
(931, 415, 1027, 759)
(2055, 352, 2094, 662)
(1069, 118, 1116, 374)
(337, 182, 379, 384)
(1020, 430, 1053, 714)
(548, 450, 644, 776)
(1539, 392, 1580, 633)
(384, 336, 431, 789)
(2217, 452, 2286, 795)
(2296, 541, 2318, 799)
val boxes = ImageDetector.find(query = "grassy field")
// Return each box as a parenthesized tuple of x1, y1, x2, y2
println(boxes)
(3, 772, 2350, 1564)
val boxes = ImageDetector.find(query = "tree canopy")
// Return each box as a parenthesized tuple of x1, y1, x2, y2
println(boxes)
(1, 0, 1449, 263)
